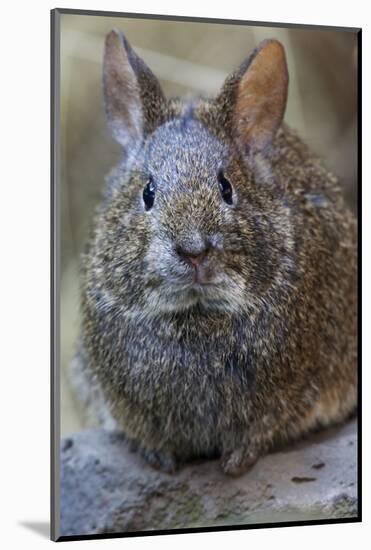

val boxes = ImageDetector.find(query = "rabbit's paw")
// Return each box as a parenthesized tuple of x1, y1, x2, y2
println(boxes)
(220, 447, 258, 476)
(141, 448, 177, 474)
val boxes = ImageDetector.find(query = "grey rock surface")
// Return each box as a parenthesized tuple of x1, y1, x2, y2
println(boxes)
(60, 419, 358, 537)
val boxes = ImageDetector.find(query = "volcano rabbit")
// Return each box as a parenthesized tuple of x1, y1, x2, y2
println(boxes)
(72, 31, 357, 476)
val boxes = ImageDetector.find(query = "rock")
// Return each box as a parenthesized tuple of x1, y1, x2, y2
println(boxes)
(60, 419, 358, 537)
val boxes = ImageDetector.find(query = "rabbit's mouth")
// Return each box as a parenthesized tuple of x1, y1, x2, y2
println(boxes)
(174, 281, 223, 298)
(141, 270, 247, 315)
(166, 267, 226, 294)
(158, 276, 240, 312)
(170, 249, 225, 287)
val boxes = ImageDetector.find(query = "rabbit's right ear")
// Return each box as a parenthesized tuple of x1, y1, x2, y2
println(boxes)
(216, 39, 288, 155)
(103, 30, 167, 150)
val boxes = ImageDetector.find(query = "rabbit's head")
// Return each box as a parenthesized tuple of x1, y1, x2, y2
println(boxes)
(93, 31, 294, 318)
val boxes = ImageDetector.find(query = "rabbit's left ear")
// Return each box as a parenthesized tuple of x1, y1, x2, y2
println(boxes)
(218, 39, 289, 154)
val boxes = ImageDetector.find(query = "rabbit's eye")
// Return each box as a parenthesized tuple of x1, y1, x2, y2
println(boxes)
(218, 171, 233, 205)
(143, 177, 156, 210)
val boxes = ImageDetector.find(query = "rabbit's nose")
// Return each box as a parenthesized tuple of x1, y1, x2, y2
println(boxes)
(175, 244, 209, 266)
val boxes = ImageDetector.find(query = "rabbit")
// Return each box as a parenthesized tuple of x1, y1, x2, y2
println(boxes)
(71, 30, 357, 476)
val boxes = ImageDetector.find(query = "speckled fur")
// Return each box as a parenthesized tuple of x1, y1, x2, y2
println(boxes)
(73, 32, 357, 475)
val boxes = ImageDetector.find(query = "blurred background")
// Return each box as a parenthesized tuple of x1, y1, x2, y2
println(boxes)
(59, 13, 358, 436)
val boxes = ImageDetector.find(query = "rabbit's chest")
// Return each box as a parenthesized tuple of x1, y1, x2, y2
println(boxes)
(121, 328, 255, 414)
(117, 335, 256, 453)
(91, 311, 257, 428)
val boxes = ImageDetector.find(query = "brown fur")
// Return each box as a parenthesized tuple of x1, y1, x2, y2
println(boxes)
(72, 31, 357, 476)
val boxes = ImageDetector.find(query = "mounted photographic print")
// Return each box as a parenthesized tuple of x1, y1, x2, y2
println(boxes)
(51, 8, 361, 541)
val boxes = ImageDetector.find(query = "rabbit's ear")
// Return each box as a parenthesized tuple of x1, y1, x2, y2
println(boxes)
(218, 39, 288, 154)
(103, 30, 166, 149)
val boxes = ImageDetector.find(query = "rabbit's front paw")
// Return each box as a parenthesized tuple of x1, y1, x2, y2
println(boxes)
(140, 447, 177, 474)
(220, 447, 258, 476)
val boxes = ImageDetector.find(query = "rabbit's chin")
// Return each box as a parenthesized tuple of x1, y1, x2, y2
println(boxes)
(144, 278, 248, 316)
